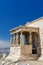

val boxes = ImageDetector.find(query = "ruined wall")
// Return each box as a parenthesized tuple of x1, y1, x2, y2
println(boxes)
(21, 45, 32, 56)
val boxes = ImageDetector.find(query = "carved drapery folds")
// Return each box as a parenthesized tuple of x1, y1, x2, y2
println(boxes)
(10, 32, 33, 46)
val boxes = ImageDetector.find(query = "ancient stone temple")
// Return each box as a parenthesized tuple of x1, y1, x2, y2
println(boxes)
(6, 27, 41, 62)
(6, 17, 43, 62)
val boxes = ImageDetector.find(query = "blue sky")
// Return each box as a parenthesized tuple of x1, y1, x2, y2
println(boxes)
(0, 0, 43, 48)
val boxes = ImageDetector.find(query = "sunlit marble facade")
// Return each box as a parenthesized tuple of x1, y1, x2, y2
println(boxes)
(5, 17, 43, 62)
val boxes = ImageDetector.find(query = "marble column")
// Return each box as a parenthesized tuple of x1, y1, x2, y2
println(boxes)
(23, 35, 26, 45)
(10, 34, 13, 46)
(20, 32, 22, 45)
(20, 32, 24, 45)
(29, 32, 32, 45)
(13, 34, 16, 46)
(16, 33, 19, 45)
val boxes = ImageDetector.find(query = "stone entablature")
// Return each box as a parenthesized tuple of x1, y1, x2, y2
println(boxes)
(10, 26, 39, 34)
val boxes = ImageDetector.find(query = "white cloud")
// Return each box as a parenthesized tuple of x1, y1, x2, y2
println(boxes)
(0, 40, 10, 48)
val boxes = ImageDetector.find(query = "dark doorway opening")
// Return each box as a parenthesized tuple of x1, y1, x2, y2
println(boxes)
(32, 49, 37, 54)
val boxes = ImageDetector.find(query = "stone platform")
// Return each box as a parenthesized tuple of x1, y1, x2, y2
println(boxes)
(1, 60, 43, 65)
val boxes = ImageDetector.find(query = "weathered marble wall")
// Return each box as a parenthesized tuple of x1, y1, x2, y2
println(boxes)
(26, 18, 43, 60)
